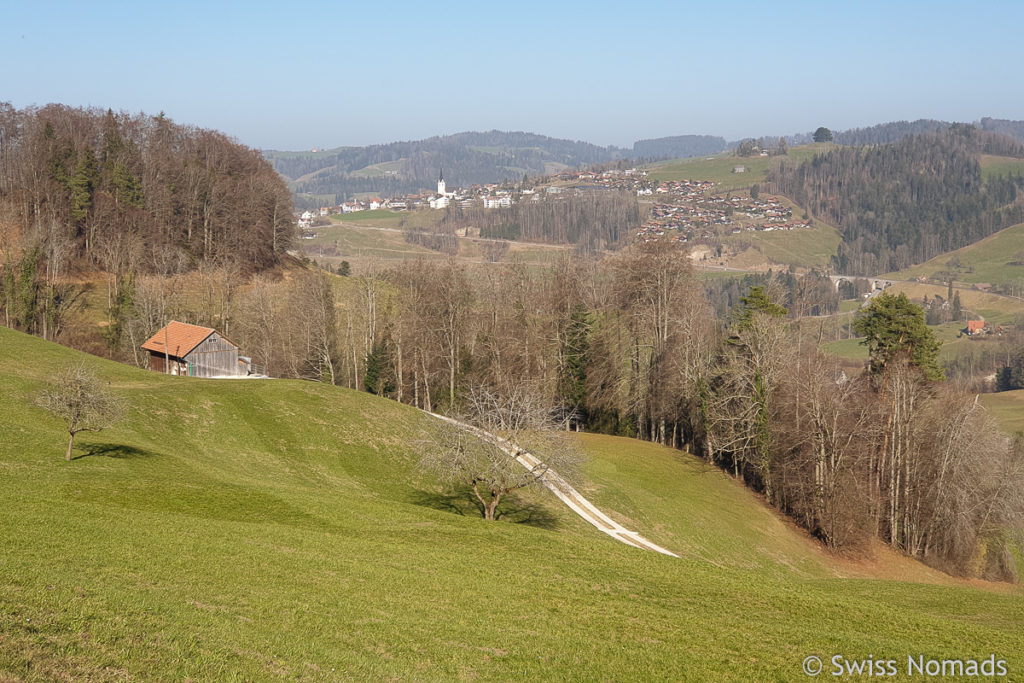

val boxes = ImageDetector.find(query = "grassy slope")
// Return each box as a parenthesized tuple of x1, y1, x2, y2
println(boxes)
(980, 155, 1024, 182)
(647, 143, 832, 189)
(884, 223, 1024, 286)
(2, 327, 1022, 680)
(885, 281, 1024, 325)
(981, 390, 1024, 434)
(724, 218, 842, 270)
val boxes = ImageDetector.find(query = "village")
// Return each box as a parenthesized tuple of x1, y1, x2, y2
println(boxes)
(296, 165, 815, 249)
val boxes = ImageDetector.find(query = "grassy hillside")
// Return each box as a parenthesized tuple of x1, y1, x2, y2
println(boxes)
(884, 222, 1024, 286)
(647, 143, 832, 190)
(724, 216, 842, 270)
(981, 390, 1024, 434)
(2, 327, 1022, 680)
(885, 281, 1024, 324)
(981, 154, 1024, 182)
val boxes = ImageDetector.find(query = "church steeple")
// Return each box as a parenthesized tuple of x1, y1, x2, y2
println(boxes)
(437, 168, 446, 197)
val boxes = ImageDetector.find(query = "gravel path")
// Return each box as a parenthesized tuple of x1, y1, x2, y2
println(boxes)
(429, 413, 679, 557)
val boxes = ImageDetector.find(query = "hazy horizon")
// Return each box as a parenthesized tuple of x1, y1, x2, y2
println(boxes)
(4, 0, 1022, 151)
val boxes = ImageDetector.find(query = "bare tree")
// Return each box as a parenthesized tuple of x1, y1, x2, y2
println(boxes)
(419, 384, 584, 520)
(36, 362, 124, 460)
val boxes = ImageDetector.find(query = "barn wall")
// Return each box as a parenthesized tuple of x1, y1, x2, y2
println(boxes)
(184, 336, 240, 377)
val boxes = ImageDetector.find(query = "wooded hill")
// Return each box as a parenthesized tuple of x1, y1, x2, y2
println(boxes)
(766, 126, 1024, 275)
(0, 103, 296, 273)
(264, 131, 630, 207)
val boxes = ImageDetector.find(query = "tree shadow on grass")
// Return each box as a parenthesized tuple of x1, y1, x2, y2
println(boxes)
(408, 488, 561, 530)
(72, 442, 157, 460)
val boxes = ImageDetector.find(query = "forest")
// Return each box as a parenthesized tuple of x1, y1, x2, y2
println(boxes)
(436, 190, 641, 250)
(0, 102, 295, 342)
(631, 134, 727, 160)
(766, 126, 1024, 274)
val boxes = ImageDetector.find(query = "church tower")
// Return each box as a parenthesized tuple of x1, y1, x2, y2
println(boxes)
(437, 168, 446, 197)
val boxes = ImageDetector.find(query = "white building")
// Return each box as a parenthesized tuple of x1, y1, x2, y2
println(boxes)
(429, 168, 455, 209)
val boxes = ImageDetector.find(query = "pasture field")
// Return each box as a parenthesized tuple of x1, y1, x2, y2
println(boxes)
(1, 327, 1021, 680)
(980, 389, 1024, 434)
(885, 281, 1024, 325)
(724, 218, 841, 270)
(647, 143, 833, 189)
(884, 222, 1024, 287)
(980, 154, 1024, 182)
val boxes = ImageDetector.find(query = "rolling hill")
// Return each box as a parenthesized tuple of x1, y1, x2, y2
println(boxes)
(264, 131, 629, 208)
(2, 327, 1022, 679)
(883, 222, 1024, 287)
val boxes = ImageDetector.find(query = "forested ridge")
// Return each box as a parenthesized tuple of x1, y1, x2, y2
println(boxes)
(265, 131, 628, 206)
(0, 102, 295, 344)
(631, 135, 727, 160)
(0, 103, 295, 271)
(767, 126, 1024, 275)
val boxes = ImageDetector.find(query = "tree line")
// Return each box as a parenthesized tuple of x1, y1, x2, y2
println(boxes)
(166, 247, 1020, 580)
(436, 190, 640, 250)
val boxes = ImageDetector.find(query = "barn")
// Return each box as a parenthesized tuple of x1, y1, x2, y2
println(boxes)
(141, 321, 247, 377)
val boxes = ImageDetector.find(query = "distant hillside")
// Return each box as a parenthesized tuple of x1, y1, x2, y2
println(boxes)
(833, 119, 951, 146)
(631, 135, 727, 160)
(264, 131, 629, 207)
(829, 117, 1024, 147)
(767, 126, 1024, 275)
(980, 116, 1024, 142)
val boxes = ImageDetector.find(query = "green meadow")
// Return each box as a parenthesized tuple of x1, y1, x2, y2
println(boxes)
(980, 154, 1024, 182)
(724, 219, 842, 270)
(647, 143, 832, 190)
(884, 223, 1024, 287)
(1, 326, 1022, 680)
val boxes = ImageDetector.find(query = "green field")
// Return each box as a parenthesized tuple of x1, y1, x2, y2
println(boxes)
(884, 222, 1024, 287)
(647, 143, 833, 189)
(724, 218, 842, 270)
(886, 281, 1024, 325)
(981, 154, 1024, 182)
(820, 321, 999, 365)
(2, 327, 1022, 680)
(350, 160, 405, 178)
(981, 389, 1024, 434)
(329, 209, 410, 228)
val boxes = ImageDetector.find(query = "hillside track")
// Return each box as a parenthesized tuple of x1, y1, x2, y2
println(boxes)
(428, 412, 679, 557)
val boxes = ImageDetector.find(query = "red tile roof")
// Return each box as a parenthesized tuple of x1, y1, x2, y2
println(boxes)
(141, 321, 218, 358)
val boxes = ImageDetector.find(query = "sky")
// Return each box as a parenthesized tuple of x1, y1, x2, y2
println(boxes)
(3, 1, 1023, 151)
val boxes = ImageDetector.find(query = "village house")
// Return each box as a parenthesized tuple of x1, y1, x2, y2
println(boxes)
(141, 321, 252, 378)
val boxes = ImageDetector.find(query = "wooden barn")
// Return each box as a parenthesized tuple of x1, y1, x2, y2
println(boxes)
(141, 321, 247, 377)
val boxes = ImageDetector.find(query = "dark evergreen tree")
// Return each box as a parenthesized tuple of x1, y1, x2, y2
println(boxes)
(852, 292, 943, 380)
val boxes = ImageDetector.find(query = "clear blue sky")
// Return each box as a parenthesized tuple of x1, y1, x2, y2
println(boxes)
(3, 0, 1022, 150)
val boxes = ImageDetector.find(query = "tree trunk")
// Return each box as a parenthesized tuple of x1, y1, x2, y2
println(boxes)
(66, 431, 75, 461)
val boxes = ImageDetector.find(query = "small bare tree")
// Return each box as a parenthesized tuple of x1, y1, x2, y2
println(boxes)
(36, 363, 124, 460)
(419, 385, 584, 520)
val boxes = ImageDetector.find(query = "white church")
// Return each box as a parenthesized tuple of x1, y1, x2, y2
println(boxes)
(428, 169, 455, 209)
